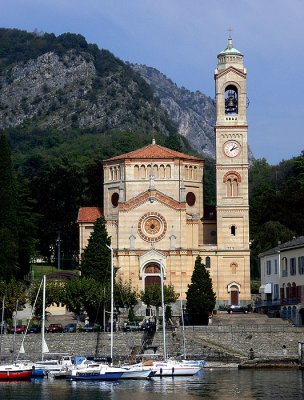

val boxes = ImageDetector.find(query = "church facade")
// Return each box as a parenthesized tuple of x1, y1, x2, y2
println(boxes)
(77, 37, 251, 307)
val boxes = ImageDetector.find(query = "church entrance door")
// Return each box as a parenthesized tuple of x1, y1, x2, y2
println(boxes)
(144, 262, 161, 289)
(230, 289, 239, 305)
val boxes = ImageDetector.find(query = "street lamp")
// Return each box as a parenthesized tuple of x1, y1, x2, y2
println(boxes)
(56, 232, 62, 270)
(106, 244, 114, 366)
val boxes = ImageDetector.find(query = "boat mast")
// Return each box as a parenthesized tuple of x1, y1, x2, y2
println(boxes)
(42, 275, 46, 361)
(12, 299, 18, 361)
(0, 297, 4, 359)
(106, 244, 114, 366)
(160, 260, 167, 361)
(180, 291, 186, 358)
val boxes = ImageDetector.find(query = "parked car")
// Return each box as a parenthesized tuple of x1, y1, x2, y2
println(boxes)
(227, 305, 249, 314)
(8, 325, 27, 334)
(27, 324, 41, 334)
(46, 323, 64, 333)
(123, 322, 140, 332)
(63, 323, 77, 333)
(81, 323, 99, 332)
(140, 320, 156, 332)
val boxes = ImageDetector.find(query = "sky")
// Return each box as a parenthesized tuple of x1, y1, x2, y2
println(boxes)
(1, 0, 304, 165)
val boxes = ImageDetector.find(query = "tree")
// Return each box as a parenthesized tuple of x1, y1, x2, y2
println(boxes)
(15, 173, 40, 279)
(31, 165, 83, 267)
(186, 256, 216, 325)
(28, 278, 63, 320)
(140, 283, 178, 330)
(0, 280, 27, 323)
(114, 278, 139, 318)
(62, 277, 106, 324)
(80, 217, 112, 284)
(0, 134, 18, 280)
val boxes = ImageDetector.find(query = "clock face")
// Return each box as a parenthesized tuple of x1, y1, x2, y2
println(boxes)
(223, 141, 241, 158)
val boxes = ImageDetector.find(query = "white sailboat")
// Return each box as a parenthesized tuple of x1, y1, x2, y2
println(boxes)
(138, 262, 202, 377)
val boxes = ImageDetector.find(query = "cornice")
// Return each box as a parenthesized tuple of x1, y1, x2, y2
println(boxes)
(118, 190, 186, 212)
(215, 66, 246, 79)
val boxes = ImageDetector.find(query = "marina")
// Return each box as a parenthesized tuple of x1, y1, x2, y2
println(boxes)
(1, 368, 304, 399)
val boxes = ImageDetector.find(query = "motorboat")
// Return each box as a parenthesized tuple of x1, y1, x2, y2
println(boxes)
(69, 364, 124, 381)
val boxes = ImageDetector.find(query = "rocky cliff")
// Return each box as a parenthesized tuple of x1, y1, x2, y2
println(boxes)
(131, 64, 216, 157)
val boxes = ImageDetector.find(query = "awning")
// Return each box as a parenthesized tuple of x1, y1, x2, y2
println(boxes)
(259, 283, 272, 294)
(264, 283, 272, 293)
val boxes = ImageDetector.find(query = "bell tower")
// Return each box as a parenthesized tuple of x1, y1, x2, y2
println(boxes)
(214, 36, 251, 304)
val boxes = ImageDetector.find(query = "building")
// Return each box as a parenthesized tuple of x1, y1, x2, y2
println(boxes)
(77, 37, 251, 308)
(258, 236, 304, 325)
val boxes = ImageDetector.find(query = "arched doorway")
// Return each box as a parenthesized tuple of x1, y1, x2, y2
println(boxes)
(144, 262, 161, 288)
(230, 285, 239, 305)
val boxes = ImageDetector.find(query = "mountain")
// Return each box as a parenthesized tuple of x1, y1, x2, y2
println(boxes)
(0, 28, 191, 169)
(0, 28, 217, 169)
(131, 64, 216, 157)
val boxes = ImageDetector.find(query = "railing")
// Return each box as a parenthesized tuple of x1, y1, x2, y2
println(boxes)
(183, 324, 302, 333)
(255, 297, 299, 308)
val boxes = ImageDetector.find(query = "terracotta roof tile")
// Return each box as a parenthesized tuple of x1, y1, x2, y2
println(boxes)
(77, 207, 103, 223)
(106, 143, 202, 162)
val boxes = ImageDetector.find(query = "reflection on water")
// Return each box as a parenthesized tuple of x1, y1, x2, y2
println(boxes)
(0, 369, 303, 399)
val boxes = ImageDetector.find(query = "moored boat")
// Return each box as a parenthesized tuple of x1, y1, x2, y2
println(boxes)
(69, 364, 124, 381)
(0, 362, 33, 380)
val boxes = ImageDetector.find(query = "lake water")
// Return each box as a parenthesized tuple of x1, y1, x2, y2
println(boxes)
(0, 368, 303, 399)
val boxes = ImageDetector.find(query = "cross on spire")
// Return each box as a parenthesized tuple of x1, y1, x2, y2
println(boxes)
(228, 26, 233, 39)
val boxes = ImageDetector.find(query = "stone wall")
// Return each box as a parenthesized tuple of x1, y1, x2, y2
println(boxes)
(0, 325, 302, 363)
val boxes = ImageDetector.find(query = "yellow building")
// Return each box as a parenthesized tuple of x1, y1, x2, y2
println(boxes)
(77, 37, 251, 307)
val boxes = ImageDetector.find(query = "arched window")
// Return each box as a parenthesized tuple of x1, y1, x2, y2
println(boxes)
(153, 165, 158, 178)
(189, 166, 193, 180)
(140, 165, 146, 179)
(193, 166, 197, 180)
(134, 165, 139, 179)
(184, 166, 189, 180)
(165, 165, 171, 178)
(205, 257, 211, 268)
(159, 165, 165, 179)
(282, 257, 288, 277)
(223, 171, 241, 197)
(230, 225, 236, 236)
(225, 84, 238, 114)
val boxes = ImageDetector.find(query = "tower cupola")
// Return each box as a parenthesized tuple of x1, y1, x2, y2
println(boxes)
(217, 36, 244, 71)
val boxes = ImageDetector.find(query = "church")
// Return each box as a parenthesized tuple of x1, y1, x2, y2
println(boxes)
(77, 37, 251, 308)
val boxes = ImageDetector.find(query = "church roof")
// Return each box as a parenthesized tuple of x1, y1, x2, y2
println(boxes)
(106, 140, 202, 162)
(218, 36, 243, 57)
(77, 207, 103, 223)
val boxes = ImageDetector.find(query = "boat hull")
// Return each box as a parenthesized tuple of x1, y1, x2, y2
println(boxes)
(70, 371, 124, 381)
(0, 369, 32, 380)
(152, 362, 201, 377)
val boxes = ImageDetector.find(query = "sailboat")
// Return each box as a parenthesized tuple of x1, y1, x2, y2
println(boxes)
(136, 263, 203, 377)
(67, 245, 154, 381)
(0, 298, 34, 380)
(16, 275, 66, 376)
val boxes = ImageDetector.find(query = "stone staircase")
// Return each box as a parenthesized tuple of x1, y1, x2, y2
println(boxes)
(211, 311, 292, 326)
